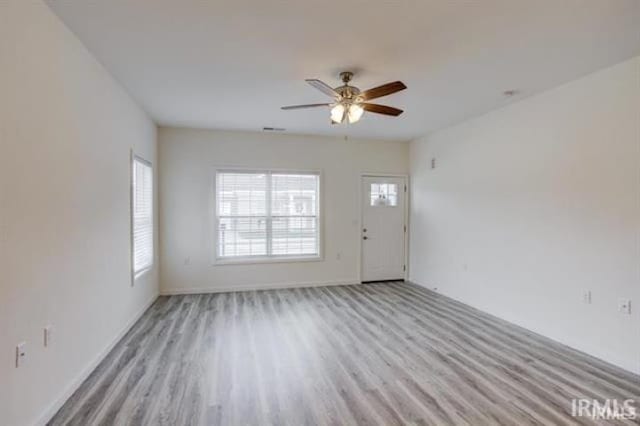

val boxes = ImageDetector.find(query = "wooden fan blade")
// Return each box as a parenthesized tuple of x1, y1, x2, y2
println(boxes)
(281, 103, 331, 110)
(305, 79, 339, 98)
(362, 103, 404, 116)
(359, 81, 406, 101)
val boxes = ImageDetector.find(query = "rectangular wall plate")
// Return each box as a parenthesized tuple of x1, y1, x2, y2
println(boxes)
(618, 299, 631, 314)
(16, 342, 26, 368)
(44, 325, 54, 347)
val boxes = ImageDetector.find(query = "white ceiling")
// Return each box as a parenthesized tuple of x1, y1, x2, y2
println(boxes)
(46, 0, 640, 141)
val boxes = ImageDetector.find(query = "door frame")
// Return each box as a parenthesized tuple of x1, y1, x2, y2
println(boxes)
(358, 173, 409, 283)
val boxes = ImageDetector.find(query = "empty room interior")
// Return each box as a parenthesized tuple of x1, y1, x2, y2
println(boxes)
(2, 1, 640, 425)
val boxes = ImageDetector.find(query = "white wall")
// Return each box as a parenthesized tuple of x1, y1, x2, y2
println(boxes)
(409, 56, 640, 374)
(0, 2, 159, 425)
(159, 127, 409, 293)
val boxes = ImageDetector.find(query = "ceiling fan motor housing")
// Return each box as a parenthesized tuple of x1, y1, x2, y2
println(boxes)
(336, 85, 361, 101)
(336, 71, 360, 101)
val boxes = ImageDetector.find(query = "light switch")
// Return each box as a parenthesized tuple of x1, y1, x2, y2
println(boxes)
(16, 342, 26, 368)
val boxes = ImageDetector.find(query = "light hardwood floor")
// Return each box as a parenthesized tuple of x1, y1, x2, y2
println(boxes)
(49, 282, 640, 425)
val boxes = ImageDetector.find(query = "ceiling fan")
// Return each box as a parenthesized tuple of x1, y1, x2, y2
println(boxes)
(281, 72, 406, 124)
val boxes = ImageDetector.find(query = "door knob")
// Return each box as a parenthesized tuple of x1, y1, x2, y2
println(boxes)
(363, 236, 368, 240)
(363, 228, 367, 232)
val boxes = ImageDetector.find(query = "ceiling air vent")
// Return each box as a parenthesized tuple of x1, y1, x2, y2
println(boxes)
(263, 127, 286, 132)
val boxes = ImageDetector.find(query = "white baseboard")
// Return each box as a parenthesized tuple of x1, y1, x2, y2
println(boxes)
(160, 279, 361, 295)
(35, 294, 159, 426)
(407, 279, 640, 376)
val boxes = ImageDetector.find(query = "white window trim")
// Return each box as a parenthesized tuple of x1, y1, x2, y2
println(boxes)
(131, 153, 154, 280)
(212, 167, 324, 265)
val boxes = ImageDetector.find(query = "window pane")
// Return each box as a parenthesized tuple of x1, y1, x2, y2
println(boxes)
(216, 170, 320, 260)
(133, 158, 153, 273)
(272, 217, 318, 256)
(370, 183, 398, 207)
(271, 174, 318, 216)
(218, 217, 267, 257)
(217, 172, 267, 216)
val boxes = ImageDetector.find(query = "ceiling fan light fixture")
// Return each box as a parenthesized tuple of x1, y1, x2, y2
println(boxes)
(347, 103, 364, 123)
(282, 72, 406, 124)
(330, 104, 346, 123)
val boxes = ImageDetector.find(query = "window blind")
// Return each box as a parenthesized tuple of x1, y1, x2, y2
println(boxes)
(216, 171, 320, 260)
(132, 157, 153, 274)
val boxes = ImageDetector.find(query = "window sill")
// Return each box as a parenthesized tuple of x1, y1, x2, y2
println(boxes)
(214, 255, 323, 266)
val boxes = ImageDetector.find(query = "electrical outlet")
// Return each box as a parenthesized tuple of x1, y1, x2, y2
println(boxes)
(44, 325, 54, 347)
(16, 342, 26, 368)
(618, 299, 631, 315)
(582, 290, 592, 304)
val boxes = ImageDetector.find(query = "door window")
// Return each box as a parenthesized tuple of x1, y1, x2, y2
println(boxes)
(370, 183, 398, 207)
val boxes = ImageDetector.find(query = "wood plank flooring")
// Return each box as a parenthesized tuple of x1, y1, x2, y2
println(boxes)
(49, 282, 640, 425)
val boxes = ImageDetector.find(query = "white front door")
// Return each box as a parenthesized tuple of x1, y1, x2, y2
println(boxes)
(361, 176, 406, 282)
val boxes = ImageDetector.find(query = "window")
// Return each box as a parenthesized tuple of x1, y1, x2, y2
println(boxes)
(132, 156, 153, 276)
(215, 170, 320, 261)
(370, 183, 398, 207)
